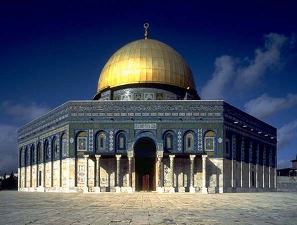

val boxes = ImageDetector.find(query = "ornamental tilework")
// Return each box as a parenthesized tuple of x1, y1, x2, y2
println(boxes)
(197, 128, 203, 152)
(109, 131, 114, 152)
(48, 141, 52, 160)
(88, 129, 94, 152)
(177, 131, 182, 152)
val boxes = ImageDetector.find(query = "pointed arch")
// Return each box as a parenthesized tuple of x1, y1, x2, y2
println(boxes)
(163, 130, 175, 152)
(184, 130, 195, 152)
(76, 131, 88, 152)
(116, 130, 127, 151)
(96, 130, 107, 153)
(204, 130, 216, 152)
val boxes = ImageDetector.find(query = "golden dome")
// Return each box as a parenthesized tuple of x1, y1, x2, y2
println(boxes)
(97, 39, 196, 92)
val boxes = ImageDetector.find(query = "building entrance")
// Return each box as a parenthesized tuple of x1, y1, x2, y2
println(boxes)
(134, 137, 156, 191)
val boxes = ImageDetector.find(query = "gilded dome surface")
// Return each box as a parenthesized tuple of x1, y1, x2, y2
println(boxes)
(97, 39, 196, 92)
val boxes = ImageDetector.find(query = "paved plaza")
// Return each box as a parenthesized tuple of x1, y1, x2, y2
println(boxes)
(0, 191, 296, 225)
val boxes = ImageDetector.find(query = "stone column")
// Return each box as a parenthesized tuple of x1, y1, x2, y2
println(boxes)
(268, 166, 271, 188)
(231, 158, 234, 188)
(94, 154, 101, 192)
(268, 150, 272, 189)
(262, 148, 266, 189)
(36, 146, 38, 188)
(169, 155, 175, 193)
(43, 158, 46, 189)
(127, 156, 133, 193)
(256, 144, 259, 188)
(36, 163, 38, 188)
(25, 164, 27, 189)
(50, 143, 53, 189)
(248, 142, 252, 189)
(240, 137, 244, 189)
(83, 155, 89, 193)
(18, 167, 21, 191)
(248, 163, 251, 188)
(231, 135, 236, 189)
(189, 155, 196, 193)
(156, 156, 164, 193)
(202, 154, 208, 194)
(274, 167, 277, 189)
(240, 160, 243, 188)
(59, 149, 62, 190)
(115, 154, 121, 193)
(29, 163, 32, 189)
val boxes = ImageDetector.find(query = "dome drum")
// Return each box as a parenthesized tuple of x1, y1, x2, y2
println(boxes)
(94, 83, 199, 100)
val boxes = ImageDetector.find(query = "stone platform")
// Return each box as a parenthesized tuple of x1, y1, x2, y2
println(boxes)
(0, 191, 296, 224)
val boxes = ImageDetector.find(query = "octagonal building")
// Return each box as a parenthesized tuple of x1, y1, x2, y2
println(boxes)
(18, 32, 277, 193)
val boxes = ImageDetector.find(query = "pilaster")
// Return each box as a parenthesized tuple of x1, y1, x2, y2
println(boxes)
(83, 155, 89, 193)
(127, 153, 133, 193)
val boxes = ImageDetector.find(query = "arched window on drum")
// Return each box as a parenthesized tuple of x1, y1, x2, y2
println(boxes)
(204, 130, 216, 152)
(184, 131, 195, 152)
(96, 131, 107, 152)
(116, 131, 126, 151)
(164, 131, 174, 152)
(76, 131, 88, 152)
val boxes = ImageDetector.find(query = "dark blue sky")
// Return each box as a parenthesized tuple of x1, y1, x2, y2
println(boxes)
(1, 0, 297, 172)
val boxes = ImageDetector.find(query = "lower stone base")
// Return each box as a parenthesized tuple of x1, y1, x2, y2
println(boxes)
(219, 187, 224, 193)
(18, 186, 278, 193)
(221, 187, 277, 193)
(189, 186, 196, 193)
(127, 187, 133, 193)
(115, 186, 121, 193)
(169, 187, 175, 193)
(93, 187, 101, 193)
(156, 187, 164, 193)
(201, 187, 208, 194)
(83, 187, 89, 193)
(178, 187, 186, 192)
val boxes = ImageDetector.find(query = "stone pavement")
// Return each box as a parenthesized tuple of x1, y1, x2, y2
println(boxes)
(0, 191, 296, 225)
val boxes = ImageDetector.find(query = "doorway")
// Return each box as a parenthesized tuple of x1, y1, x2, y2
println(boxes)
(134, 137, 156, 191)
